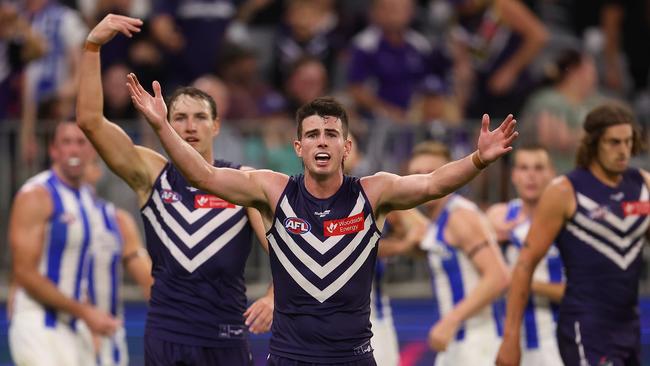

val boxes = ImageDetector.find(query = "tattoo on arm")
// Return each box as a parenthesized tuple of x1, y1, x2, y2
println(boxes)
(466, 240, 489, 260)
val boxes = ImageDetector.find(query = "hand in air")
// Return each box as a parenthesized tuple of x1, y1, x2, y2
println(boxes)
(477, 114, 518, 164)
(87, 14, 142, 45)
(126, 73, 168, 131)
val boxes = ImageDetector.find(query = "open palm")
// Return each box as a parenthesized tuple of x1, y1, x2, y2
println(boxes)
(477, 114, 518, 163)
(126, 73, 168, 131)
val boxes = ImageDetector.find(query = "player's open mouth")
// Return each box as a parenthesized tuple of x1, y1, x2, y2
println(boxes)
(185, 137, 199, 143)
(67, 157, 81, 167)
(315, 153, 331, 163)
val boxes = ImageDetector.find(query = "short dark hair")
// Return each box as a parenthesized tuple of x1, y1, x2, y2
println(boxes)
(295, 97, 349, 139)
(513, 143, 553, 167)
(411, 141, 451, 161)
(575, 101, 645, 168)
(167, 87, 218, 121)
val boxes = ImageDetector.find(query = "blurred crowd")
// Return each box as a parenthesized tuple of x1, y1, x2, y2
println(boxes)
(1, 0, 649, 184)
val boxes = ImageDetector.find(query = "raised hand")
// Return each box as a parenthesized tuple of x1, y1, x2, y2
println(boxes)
(477, 114, 518, 164)
(126, 73, 168, 131)
(87, 14, 142, 45)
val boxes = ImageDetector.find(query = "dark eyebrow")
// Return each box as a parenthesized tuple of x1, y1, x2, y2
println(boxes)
(324, 128, 340, 134)
(304, 128, 320, 135)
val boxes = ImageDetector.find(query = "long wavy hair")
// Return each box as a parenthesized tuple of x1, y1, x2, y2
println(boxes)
(575, 101, 645, 169)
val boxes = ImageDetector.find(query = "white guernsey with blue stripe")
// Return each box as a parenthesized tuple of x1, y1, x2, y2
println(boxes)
(504, 199, 564, 350)
(13, 170, 94, 329)
(421, 195, 504, 342)
(87, 199, 128, 366)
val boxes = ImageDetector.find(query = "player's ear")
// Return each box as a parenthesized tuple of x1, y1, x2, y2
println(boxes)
(294, 139, 302, 158)
(343, 137, 352, 160)
(212, 117, 220, 137)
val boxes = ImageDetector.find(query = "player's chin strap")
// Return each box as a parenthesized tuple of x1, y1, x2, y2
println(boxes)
(466, 240, 489, 260)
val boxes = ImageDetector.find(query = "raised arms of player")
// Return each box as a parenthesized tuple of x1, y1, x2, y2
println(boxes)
(126, 73, 285, 216)
(365, 114, 517, 215)
(428, 207, 510, 352)
(76, 14, 166, 205)
(115, 209, 153, 301)
(495, 177, 575, 366)
(9, 186, 120, 336)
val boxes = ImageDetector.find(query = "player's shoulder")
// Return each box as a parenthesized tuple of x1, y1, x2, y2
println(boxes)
(12, 183, 52, 217)
(639, 168, 650, 187)
(486, 202, 509, 223)
(546, 175, 575, 197)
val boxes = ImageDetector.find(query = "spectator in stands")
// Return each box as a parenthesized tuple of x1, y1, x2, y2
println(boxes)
(411, 75, 472, 161)
(20, 0, 87, 166)
(602, 1, 650, 98)
(219, 43, 286, 121)
(347, 0, 438, 123)
(450, 0, 548, 119)
(284, 56, 328, 117)
(269, 0, 342, 89)
(0, 1, 46, 120)
(519, 48, 605, 174)
(103, 63, 138, 121)
(150, 0, 238, 88)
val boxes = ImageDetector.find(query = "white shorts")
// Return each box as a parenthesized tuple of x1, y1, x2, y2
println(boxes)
(370, 317, 399, 366)
(520, 337, 563, 366)
(434, 327, 501, 366)
(77, 321, 129, 366)
(9, 312, 90, 366)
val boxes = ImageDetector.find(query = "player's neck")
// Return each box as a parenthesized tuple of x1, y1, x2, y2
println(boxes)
(304, 171, 344, 199)
(52, 165, 82, 189)
(520, 199, 536, 218)
(590, 161, 623, 187)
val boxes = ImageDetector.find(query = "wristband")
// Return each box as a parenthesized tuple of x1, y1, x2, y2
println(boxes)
(472, 151, 488, 170)
(84, 39, 101, 52)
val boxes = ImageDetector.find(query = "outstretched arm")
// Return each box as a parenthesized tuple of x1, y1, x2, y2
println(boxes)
(367, 114, 517, 214)
(496, 178, 573, 366)
(77, 14, 166, 204)
(10, 186, 120, 336)
(126, 74, 284, 212)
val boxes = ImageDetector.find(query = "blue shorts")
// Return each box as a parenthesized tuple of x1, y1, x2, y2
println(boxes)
(266, 354, 376, 366)
(145, 337, 253, 366)
(556, 315, 640, 366)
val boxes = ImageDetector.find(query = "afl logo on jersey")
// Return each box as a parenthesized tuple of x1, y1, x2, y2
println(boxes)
(284, 217, 311, 235)
(161, 189, 181, 203)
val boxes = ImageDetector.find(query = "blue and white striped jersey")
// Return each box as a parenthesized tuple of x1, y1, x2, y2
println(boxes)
(420, 195, 503, 341)
(13, 170, 95, 329)
(504, 199, 563, 349)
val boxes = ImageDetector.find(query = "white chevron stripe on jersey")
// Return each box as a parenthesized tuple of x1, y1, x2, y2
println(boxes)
(566, 223, 645, 270)
(573, 212, 650, 249)
(576, 186, 648, 232)
(272, 214, 374, 279)
(160, 172, 242, 225)
(143, 207, 248, 272)
(152, 190, 244, 249)
(279, 193, 365, 254)
(269, 232, 380, 303)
